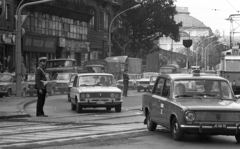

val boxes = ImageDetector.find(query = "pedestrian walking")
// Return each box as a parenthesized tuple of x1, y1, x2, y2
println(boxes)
(123, 69, 129, 97)
(35, 57, 48, 117)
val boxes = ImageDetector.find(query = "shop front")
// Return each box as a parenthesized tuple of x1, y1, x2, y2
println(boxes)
(22, 34, 57, 73)
(0, 32, 15, 72)
(57, 37, 90, 66)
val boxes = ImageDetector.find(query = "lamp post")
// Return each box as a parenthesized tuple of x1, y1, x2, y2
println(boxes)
(204, 41, 225, 71)
(15, 0, 54, 97)
(108, 4, 141, 57)
(196, 35, 215, 67)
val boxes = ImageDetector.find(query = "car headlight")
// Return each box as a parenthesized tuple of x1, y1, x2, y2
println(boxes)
(80, 94, 85, 98)
(86, 94, 90, 98)
(115, 93, 120, 98)
(185, 111, 195, 122)
(110, 93, 115, 98)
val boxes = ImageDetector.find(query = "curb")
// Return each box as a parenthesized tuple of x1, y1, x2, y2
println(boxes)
(0, 98, 37, 119)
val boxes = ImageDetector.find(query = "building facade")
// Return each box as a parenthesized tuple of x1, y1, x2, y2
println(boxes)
(0, 0, 122, 73)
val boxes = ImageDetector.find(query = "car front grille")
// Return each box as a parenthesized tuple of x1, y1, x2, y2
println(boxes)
(89, 93, 112, 98)
(195, 112, 240, 122)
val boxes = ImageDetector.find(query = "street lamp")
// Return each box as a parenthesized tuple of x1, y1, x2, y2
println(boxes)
(196, 35, 215, 67)
(108, 4, 141, 57)
(205, 41, 225, 71)
(15, 0, 54, 97)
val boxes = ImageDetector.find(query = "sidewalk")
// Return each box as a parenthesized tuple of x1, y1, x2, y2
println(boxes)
(0, 96, 37, 119)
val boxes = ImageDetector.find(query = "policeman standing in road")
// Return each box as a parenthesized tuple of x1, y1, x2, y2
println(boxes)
(123, 69, 129, 97)
(35, 57, 48, 117)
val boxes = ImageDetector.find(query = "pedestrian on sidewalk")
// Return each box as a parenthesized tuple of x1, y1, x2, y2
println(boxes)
(123, 69, 129, 97)
(35, 57, 48, 117)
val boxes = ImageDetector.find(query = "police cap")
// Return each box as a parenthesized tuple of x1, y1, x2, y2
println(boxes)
(39, 57, 47, 62)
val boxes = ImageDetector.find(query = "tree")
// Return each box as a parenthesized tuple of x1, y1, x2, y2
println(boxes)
(111, 0, 182, 58)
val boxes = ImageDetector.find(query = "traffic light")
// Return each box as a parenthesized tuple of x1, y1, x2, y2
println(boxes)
(0, 0, 5, 17)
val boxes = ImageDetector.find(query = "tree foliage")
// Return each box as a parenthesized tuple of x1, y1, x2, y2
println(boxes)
(111, 0, 182, 58)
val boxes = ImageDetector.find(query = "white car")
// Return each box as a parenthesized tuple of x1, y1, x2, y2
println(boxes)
(69, 73, 122, 113)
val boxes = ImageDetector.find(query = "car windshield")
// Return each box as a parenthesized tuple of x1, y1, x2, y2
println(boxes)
(129, 75, 137, 80)
(53, 73, 71, 80)
(150, 76, 157, 82)
(27, 74, 35, 82)
(0, 74, 12, 82)
(142, 73, 158, 79)
(173, 79, 234, 100)
(78, 75, 115, 87)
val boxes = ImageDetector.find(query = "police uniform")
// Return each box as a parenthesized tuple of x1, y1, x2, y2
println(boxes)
(35, 57, 47, 117)
(123, 70, 129, 97)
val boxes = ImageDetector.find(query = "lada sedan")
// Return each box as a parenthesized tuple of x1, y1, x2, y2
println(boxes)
(136, 72, 158, 92)
(142, 71, 240, 142)
(69, 73, 122, 113)
(26, 73, 56, 96)
(117, 74, 141, 90)
(0, 73, 28, 97)
(53, 72, 77, 94)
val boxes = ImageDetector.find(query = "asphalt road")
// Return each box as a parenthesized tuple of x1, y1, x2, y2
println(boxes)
(0, 90, 239, 149)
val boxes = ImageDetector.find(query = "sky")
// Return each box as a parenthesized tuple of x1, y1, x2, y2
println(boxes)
(174, 0, 240, 37)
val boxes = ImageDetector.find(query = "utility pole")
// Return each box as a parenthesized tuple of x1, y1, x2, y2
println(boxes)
(15, 0, 54, 97)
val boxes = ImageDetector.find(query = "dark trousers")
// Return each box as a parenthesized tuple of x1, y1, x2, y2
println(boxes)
(123, 81, 129, 96)
(36, 89, 46, 116)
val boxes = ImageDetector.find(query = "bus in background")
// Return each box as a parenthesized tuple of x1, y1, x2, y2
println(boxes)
(219, 46, 240, 94)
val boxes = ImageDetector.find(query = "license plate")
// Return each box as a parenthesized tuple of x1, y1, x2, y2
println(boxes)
(213, 124, 227, 129)
(96, 101, 105, 104)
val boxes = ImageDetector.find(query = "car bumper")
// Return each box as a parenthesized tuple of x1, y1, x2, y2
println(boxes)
(137, 86, 148, 89)
(0, 91, 7, 95)
(55, 86, 68, 92)
(77, 101, 122, 107)
(180, 123, 240, 135)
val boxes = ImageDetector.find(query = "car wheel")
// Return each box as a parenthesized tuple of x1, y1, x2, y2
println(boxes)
(29, 93, 33, 97)
(146, 111, 157, 131)
(71, 102, 76, 111)
(115, 104, 122, 112)
(144, 89, 147, 92)
(49, 88, 54, 96)
(76, 103, 83, 113)
(137, 88, 140, 92)
(235, 134, 240, 143)
(22, 88, 26, 97)
(106, 107, 111, 111)
(172, 117, 185, 141)
(0, 95, 3, 98)
(7, 89, 12, 97)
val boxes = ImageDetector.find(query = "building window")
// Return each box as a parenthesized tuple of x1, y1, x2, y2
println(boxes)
(97, 11, 103, 31)
(5, 4, 10, 21)
(104, 12, 109, 32)
(22, 11, 88, 40)
(89, 9, 96, 30)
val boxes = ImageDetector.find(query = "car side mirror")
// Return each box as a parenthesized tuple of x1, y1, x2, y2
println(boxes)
(235, 95, 240, 100)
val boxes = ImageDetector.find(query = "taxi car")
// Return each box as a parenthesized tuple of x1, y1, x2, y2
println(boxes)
(0, 73, 28, 97)
(53, 72, 77, 94)
(117, 74, 141, 90)
(69, 73, 122, 113)
(26, 73, 56, 96)
(136, 72, 159, 92)
(142, 70, 240, 142)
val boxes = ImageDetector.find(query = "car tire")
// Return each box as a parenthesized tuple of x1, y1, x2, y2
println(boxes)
(235, 134, 240, 143)
(115, 104, 122, 112)
(7, 89, 12, 97)
(172, 117, 185, 141)
(49, 88, 54, 96)
(106, 107, 111, 111)
(71, 102, 76, 111)
(146, 111, 157, 131)
(144, 89, 147, 92)
(137, 88, 140, 92)
(0, 95, 3, 98)
(76, 103, 83, 113)
(29, 93, 33, 97)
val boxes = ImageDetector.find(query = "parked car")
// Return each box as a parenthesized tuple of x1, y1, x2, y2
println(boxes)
(69, 73, 122, 113)
(147, 76, 158, 91)
(142, 70, 240, 142)
(53, 72, 77, 94)
(26, 73, 56, 96)
(136, 72, 159, 92)
(0, 73, 28, 97)
(117, 74, 142, 90)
